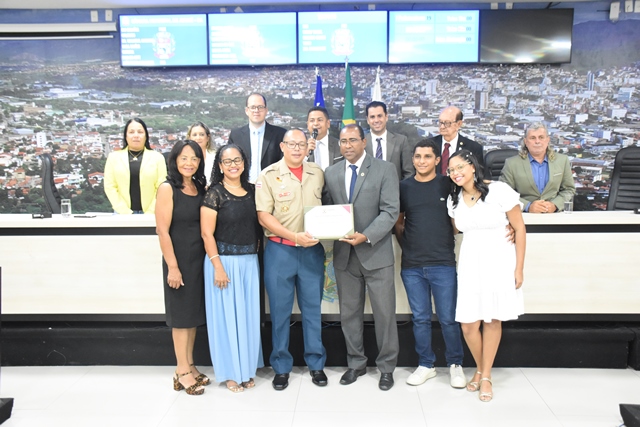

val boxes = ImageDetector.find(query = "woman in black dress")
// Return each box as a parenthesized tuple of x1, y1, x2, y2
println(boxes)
(155, 140, 208, 395)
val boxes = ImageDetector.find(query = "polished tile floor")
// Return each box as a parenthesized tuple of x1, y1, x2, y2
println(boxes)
(1, 365, 637, 427)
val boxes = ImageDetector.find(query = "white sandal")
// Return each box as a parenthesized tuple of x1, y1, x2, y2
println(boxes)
(466, 371, 482, 392)
(478, 377, 493, 402)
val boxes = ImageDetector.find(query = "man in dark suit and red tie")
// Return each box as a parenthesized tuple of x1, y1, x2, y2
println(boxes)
(227, 93, 287, 182)
(364, 101, 414, 181)
(431, 106, 484, 175)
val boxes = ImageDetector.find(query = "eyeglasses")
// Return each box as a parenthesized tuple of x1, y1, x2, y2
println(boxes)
(247, 105, 266, 112)
(338, 138, 362, 147)
(282, 141, 308, 150)
(436, 120, 458, 128)
(446, 163, 469, 176)
(221, 157, 244, 166)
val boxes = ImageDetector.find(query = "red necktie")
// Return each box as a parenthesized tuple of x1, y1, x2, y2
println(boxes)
(441, 142, 450, 175)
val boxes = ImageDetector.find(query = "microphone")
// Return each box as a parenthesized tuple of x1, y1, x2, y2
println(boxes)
(309, 129, 318, 157)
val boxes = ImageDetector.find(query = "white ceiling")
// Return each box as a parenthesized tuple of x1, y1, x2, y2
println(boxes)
(0, 0, 601, 9)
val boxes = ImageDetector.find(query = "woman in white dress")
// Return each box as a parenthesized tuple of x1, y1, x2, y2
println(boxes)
(187, 121, 216, 186)
(446, 150, 526, 402)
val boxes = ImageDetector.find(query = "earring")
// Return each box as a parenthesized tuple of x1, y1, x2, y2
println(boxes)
(220, 169, 224, 174)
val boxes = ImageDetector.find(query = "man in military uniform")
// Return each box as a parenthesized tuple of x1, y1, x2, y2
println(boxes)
(255, 128, 327, 391)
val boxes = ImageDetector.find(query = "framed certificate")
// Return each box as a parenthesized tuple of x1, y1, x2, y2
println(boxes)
(304, 204, 355, 240)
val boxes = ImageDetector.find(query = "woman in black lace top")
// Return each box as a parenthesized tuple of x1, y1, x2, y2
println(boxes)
(201, 143, 264, 393)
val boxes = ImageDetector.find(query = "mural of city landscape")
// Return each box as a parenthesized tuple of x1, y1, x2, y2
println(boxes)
(0, 8, 638, 213)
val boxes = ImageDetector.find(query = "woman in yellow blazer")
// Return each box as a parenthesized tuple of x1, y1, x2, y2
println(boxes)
(104, 118, 167, 214)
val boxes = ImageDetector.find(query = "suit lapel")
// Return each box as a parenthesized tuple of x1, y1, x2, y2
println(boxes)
(543, 156, 560, 194)
(386, 131, 398, 163)
(521, 156, 540, 196)
(334, 161, 348, 203)
(261, 123, 273, 158)
(351, 155, 372, 202)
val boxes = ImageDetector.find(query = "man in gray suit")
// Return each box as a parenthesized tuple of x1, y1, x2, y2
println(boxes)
(500, 122, 575, 213)
(322, 124, 400, 391)
(227, 93, 287, 182)
(306, 106, 342, 171)
(364, 101, 414, 180)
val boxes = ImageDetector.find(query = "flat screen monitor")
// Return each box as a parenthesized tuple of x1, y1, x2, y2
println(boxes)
(298, 11, 388, 64)
(208, 12, 297, 65)
(389, 10, 479, 63)
(119, 14, 208, 67)
(480, 9, 574, 64)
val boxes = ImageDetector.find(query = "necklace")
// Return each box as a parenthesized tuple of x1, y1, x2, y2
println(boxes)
(223, 180, 242, 189)
(465, 189, 480, 201)
(128, 148, 144, 162)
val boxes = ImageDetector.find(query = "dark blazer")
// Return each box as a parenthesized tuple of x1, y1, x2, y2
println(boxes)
(432, 134, 484, 174)
(322, 155, 400, 271)
(365, 130, 414, 180)
(308, 135, 343, 168)
(228, 122, 287, 171)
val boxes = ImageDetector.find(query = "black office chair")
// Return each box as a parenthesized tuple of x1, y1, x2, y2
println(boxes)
(607, 145, 640, 211)
(483, 149, 518, 181)
(40, 153, 62, 214)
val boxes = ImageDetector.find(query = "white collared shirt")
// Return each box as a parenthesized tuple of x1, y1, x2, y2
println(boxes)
(442, 133, 460, 155)
(249, 122, 266, 182)
(315, 134, 330, 171)
(344, 152, 367, 199)
(371, 130, 388, 161)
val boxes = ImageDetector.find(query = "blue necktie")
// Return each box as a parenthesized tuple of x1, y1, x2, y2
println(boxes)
(348, 164, 358, 203)
(375, 138, 383, 160)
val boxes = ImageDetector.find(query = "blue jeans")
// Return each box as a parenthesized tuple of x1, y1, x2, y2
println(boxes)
(400, 266, 464, 367)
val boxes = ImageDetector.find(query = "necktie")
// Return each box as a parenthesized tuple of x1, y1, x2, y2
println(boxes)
(441, 142, 450, 175)
(375, 137, 383, 160)
(348, 164, 358, 203)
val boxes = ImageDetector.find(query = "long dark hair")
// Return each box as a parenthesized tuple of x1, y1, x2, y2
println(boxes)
(211, 144, 251, 191)
(166, 140, 206, 195)
(122, 118, 151, 150)
(449, 149, 489, 208)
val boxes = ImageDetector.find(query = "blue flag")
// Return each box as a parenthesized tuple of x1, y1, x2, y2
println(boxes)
(314, 74, 325, 107)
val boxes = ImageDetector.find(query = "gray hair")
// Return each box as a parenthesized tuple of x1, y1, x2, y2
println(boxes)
(520, 122, 556, 160)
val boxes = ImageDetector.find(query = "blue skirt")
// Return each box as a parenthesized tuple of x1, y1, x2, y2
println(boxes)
(204, 253, 264, 383)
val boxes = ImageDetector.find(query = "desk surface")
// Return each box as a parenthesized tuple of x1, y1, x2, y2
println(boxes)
(1, 211, 638, 318)
(1, 211, 639, 228)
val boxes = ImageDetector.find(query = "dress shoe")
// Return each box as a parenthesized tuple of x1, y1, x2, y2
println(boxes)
(310, 370, 328, 387)
(339, 368, 366, 385)
(272, 373, 289, 391)
(379, 372, 394, 391)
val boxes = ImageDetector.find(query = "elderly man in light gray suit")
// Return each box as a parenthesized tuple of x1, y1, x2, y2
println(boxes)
(500, 122, 575, 213)
(322, 124, 400, 391)
(364, 101, 414, 180)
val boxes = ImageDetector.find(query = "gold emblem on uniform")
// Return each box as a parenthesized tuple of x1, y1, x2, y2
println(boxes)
(275, 177, 283, 183)
(282, 205, 290, 213)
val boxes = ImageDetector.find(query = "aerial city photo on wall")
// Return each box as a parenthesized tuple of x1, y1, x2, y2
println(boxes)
(0, 4, 638, 213)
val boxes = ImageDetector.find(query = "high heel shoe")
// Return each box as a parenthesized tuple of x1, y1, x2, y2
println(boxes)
(478, 377, 493, 402)
(466, 371, 482, 392)
(173, 371, 204, 395)
(190, 364, 210, 386)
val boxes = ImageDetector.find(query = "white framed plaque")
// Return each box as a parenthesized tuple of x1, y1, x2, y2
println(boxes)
(304, 204, 355, 240)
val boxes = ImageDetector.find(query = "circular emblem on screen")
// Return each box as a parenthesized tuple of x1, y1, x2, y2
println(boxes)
(331, 27, 354, 57)
(153, 31, 176, 60)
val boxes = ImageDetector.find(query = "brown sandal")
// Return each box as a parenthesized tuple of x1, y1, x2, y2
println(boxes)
(241, 378, 255, 389)
(190, 364, 210, 386)
(173, 371, 205, 395)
